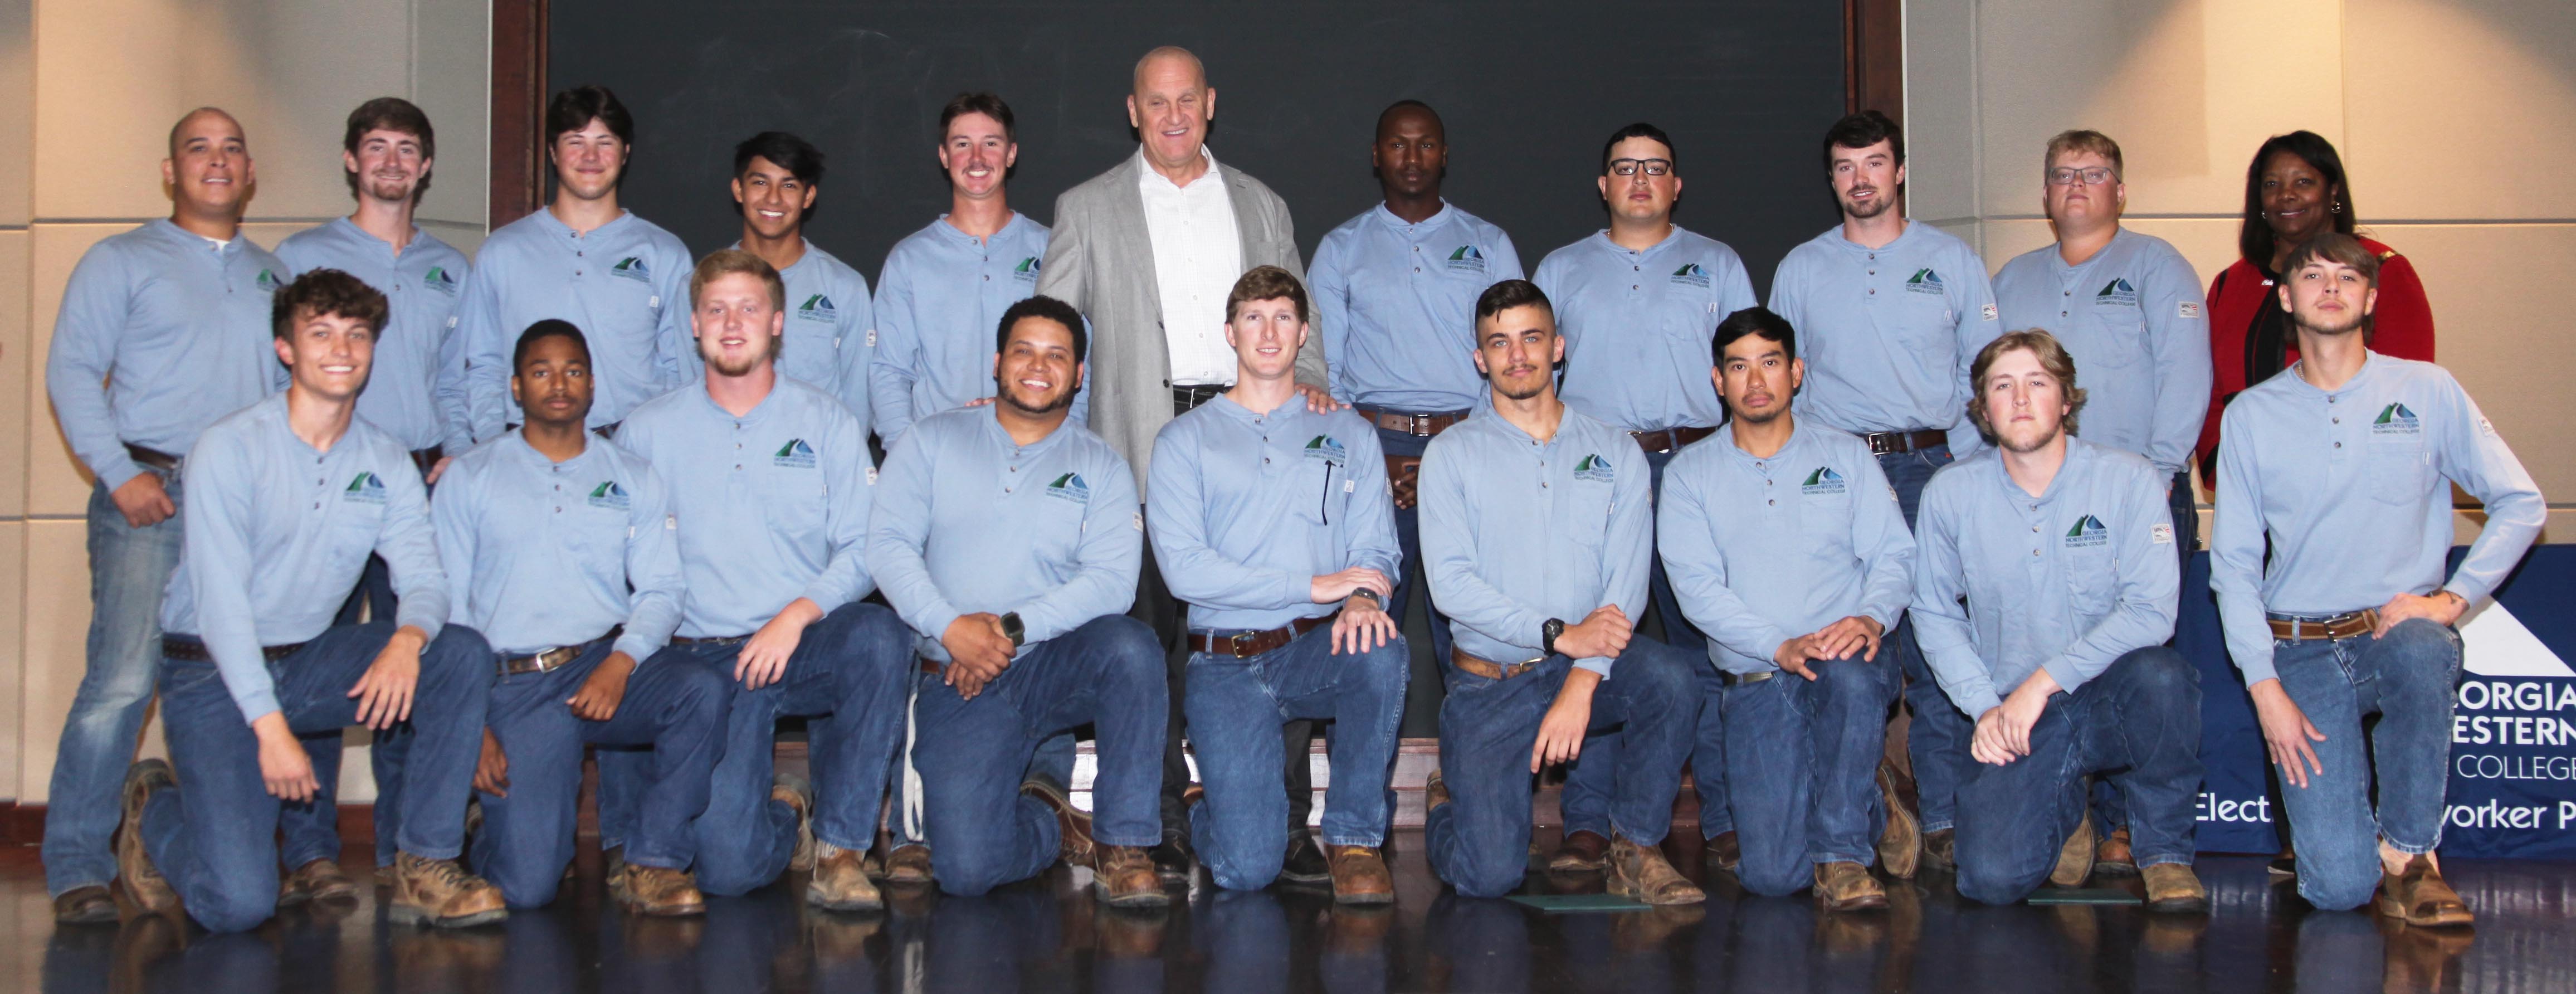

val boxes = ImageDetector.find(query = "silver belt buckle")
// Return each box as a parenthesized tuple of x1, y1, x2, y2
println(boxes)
(1411, 413, 1434, 436)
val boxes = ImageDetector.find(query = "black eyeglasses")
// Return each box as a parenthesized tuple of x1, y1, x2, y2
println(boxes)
(1608, 158, 1674, 178)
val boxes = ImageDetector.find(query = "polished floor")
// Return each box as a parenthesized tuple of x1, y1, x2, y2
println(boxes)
(8, 835, 2572, 993)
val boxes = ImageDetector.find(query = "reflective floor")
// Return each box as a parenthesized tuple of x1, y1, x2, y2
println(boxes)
(9, 836, 2572, 993)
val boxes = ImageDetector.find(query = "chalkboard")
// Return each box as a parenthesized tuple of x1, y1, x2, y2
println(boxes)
(549, 1, 1850, 296)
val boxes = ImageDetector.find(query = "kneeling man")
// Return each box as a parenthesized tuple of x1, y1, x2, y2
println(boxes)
(1913, 329, 2204, 909)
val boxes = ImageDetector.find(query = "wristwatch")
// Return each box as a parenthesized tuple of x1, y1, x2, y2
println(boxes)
(999, 612, 1026, 648)
(1541, 617, 1567, 657)
(1348, 589, 1381, 606)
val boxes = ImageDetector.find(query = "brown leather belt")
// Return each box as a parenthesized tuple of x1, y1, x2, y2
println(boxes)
(1861, 429, 1949, 456)
(162, 634, 303, 664)
(2268, 611, 2379, 641)
(410, 448, 442, 476)
(125, 444, 180, 474)
(499, 626, 622, 676)
(669, 632, 750, 647)
(1357, 406, 1469, 438)
(1187, 614, 1335, 658)
(1450, 647, 1543, 680)
(919, 656, 944, 675)
(1629, 425, 1718, 454)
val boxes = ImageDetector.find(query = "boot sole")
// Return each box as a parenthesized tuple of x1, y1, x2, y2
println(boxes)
(807, 894, 883, 913)
(2374, 894, 2475, 928)
(389, 904, 509, 929)
(1818, 892, 1891, 912)
(2147, 894, 2209, 913)
(2095, 860, 2139, 876)
(1334, 888, 1396, 905)
(1095, 884, 1173, 908)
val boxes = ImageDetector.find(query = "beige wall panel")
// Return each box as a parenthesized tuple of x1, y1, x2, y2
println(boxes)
(420, 218, 485, 259)
(2345, 1, 2576, 222)
(18, 518, 87, 803)
(0, 522, 23, 799)
(2372, 222, 2576, 500)
(1926, 219, 1984, 261)
(1904, 0, 1983, 225)
(408, 0, 489, 231)
(2114, 217, 2242, 291)
(31, 0, 191, 221)
(26, 223, 120, 515)
(0, 0, 31, 227)
(0, 230, 27, 520)
(1977, 217, 2053, 274)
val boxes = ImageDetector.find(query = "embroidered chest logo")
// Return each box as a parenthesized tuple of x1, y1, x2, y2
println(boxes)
(609, 257, 651, 283)
(1446, 245, 1488, 274)
(2373, 403, 2422, 436)
(1573, 454, 1615, 483)
(1669, 262, 1711, 289)
(1904, 268, 1946, 296)
(423, 266, 461, 296)
(2064, 514, 2109, 548)
(1045, 471, 1091, 504)
(2094, 277, 2139, 308)
(587, 481, 631, 509)
(343, 471, 387, 504)
(1013, 256, 1041, 283)
(1801, 466, 1847, 496)
(1304, 435, 1346, 465)
(797, 294, 838, 323)
(773, 439, 818, 469)
(255, 269, 281, 292)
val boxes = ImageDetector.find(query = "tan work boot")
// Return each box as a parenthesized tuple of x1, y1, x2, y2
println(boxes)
(389, 852, 508, 928)
(2095, 825, 2137, 875)
(884, 844, 934, 886)
(1549, 830, 1611, 874)
(118, 760, 179, 913)
(1327, 845, 1395, 905)
(2140, 862, 2208, 912)
(1606, 836, 1705, 905)
(2049, 819, 2096, 888)
(1875, 761, 1921, 880)
(611, 863, 707, 917)
(1021, 776, 1097, 866)
(1813, 861, 1890, 912)
(1092, 845, 1171, 908)
(808, 842, 884, 912)
(2375, 854, 2474, 928)
(280, 857, 360, 905)
(773, 773, 816, 873)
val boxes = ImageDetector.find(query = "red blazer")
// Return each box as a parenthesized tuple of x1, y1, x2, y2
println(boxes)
(2196, 236, 2434, 478)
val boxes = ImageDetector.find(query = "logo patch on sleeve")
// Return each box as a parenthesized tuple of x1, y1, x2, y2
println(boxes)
(1132, 510, 1145, 532)
(2179, 301, 2202, 319)
(2150, 523, 2174, 545)
(1979, 303, 1999, 321)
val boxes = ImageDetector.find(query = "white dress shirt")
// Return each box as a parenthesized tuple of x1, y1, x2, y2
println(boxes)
(1136, 147, 1244, 387)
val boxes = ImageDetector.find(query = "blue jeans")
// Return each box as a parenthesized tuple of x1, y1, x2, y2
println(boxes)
(1427, 641, 1698, 898)
(43, 477, 187, 896)
(1722, 652, 1902, 895)
(142, 623, 492, 932)
(884, 729, 1074, 846)
(2270, 618, 2461, 912)
(1184, 623, 1409, 890)
(1952, 646, 2202, 905)
(469, 637, 729, 908)
(1375, 423, 1456, 667)
(289, 554, 406, 869)
(1881, 445, 1969, 833)
(911, 615, 1167, 896)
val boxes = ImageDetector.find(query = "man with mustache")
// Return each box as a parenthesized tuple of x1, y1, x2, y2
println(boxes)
(730, 131, 875, 428)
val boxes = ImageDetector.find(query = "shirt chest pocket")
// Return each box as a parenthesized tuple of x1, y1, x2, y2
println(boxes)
(2090, 304, 2148, 367)
(1031, 491, 1090, 561)
(1561, 479, 1615, 548)
(1294, 455, 1353, 527)
(1798, 491, 1858, 566)
(2368, 437, 2434, 506)
(561, 498, 631, 563)
(760, 466, 833, 543)
(326, 497, 388, 575)
(2063, 544, 2118, 616)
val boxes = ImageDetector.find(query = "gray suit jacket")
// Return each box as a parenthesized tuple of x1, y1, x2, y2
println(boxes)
(1036, 152, 1325, 489)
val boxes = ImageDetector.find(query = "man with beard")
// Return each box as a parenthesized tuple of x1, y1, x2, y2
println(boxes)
(1769, 111, 2001, 873)
(1911, 329, 2204, 909)
(613, 250, 914, 911)
(2211, 233, 2542, 925)
(868, 295, 1170, 907)
(730, 131, 875, 426)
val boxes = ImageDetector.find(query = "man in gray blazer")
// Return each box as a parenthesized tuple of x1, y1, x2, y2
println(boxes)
(1036, 44, 1336, 884)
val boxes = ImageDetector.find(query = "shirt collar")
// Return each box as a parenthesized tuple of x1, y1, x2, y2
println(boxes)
(934, 212, 1024, 245)
(1370, 200, 1456, 231)
(1992, 436, 2095, 505)
(534, 206, 633, 241)
(694, 379, 789, 427)
(504, 427, 598, 470)
(979, 406, 1077, 457)
(1591, 225, 1686, 258)
(1720, 417, 1807, 467)
(152, 218, 238, 255)
(1135, 145, 1221, 193)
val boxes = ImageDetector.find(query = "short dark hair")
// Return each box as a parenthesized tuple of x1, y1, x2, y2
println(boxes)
(545, 85, 634, 148)
(514, 319, 592, 372)
(2238, 130, 2357, 272)
(271, 269, 389, 341)
(341, 98, 436, 200)
(939, 92, 1017, 143)
(1226, 266, 1309, 325)
(1377, 99, 1441, 134)
(2279, 232, 2382, 342)
(996, 295, 1088, 361)
(1600, 122, 1677, 175)
(733, 131, 823, 187)
(1713, 306, 1796, 364)
(1475, 279, 1554, 327)
(1822, 110, 1904, 173)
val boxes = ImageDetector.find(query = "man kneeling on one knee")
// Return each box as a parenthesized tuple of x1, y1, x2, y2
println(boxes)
(1911, 329, 2206, 910)
(1148, 266, 1409, 903)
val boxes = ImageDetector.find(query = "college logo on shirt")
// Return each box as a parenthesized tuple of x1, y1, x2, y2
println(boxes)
(2094, 277, 2139, 308)
(343, 471, 388, 504)
(1013, 257, 1042, 283)
(1669, 262, 1711, 289)
(2064, 514, 2109, 548)
(1446, 246, 1489, 274)
(255, 269, 281, 293)
(1573, 454, 1615, 483)
(1904, 269, 1947, 296)
(587, 481, 631, 509)
(609, 257, 651, 283)
(1801, 466, 1847, 496)
(773, 439, 818, 469)
(797, 294, 838, 323)
(2374, 403, 2422, 436)
(1045, 471, 1091, 504)
(1304, 435, 1346, 465)
(423, 266, 461, 296)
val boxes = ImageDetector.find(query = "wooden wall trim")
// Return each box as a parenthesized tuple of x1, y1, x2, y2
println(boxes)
(1846, 0, 1907, 124)
(488, 0, 548, 230)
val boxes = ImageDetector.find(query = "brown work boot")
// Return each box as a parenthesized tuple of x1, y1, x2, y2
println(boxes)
(1922, 827, 1957, 872)
(1424, 769, 1451, 813)
(1606, 836, 1705, 905)
(2375, 854, 2473, 928)
(1022, 776, 1097, 866)
(611, 863, 707, 917)
(280, 857, 360, 905)
(807, 842, 884, 912)
(1549, 830, 1611, 873)
(884, 844, 934, 886)
(1702, 830, 1742, 873)
(2141, 862, 2208, 913)
(52, 885, 117, 924)
(1327, 845, 1395, 905)
(118, 760, 179, 913)
(773, 773, 816, 873)
(2049, 819, 2096, 888)
(390, 852, 508, 928)
(1813, 861, 1890, 912)
(2095, 825, 2137, 875)
(1091, 845, 1170, 908)
(1875, 761, 1921, 880)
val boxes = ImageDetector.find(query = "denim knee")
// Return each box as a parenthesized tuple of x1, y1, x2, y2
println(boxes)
(931, 839, 1017, 898)
(2121, 646, 2199, 702)
(1811, 654, 1890, 704)
(1619, 644, 1694, 703)
(189, 883, 279, 934)
(2298, 872, 2381, 913)
(1737, 855, 1812, 898)
(1955, 861, 2045, 907)
(421, 626, 492, 686)
(1447, 852, 1526, 900)
(2373, 620, 2460, 703)
(1091, 617, 1167, 680)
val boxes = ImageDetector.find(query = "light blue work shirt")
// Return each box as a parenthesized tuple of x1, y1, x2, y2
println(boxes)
(616, 378, 874, 639)
(1310, 201, 1523, 413)
(45, 220, 287, 492)
(1992, 228, 2211, 475)
(431, 430, 683, 662)
(2210, 353, 2545, 684)
(161, 395, 449, 722)
(1770, 222, 2001, 450)
(276, 218, 474, 455)
(867, 408, 1140, 664)
(1534, 227, 1758, 432)
(1419, 402, 1651, 676)
(868, 213, 1055, 443)
(453, 209, 694, 438)
(1910, 437, 2179, 718)
(1658, 420, 1916, 676)
(1147, 397, 1399, 632)
(733, 240, 875, 430)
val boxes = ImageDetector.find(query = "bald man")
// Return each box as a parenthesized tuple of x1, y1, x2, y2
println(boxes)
(42, 108, 290, 922)
(1037, 45, 1330, 883)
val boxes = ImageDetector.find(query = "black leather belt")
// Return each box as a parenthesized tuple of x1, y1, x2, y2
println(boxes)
(499, 626, 622, 676)
(125, 444, 180, 474)
(1722, 670, 1777, 687)
(1186, 614, 1335, 659)
(669, 632, 749, 647)
(1861, 429, 1949, 455)
(1172, 384, 1228, 415)
(162, 634, 303, 664)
